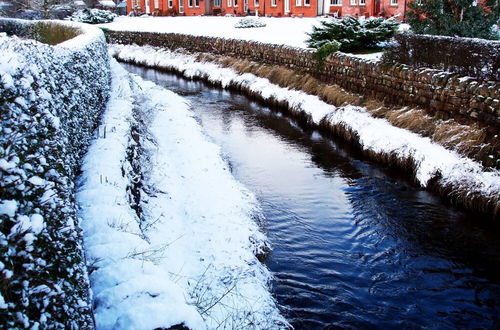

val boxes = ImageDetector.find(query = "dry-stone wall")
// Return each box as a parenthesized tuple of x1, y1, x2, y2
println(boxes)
(104, 30, 500, 132)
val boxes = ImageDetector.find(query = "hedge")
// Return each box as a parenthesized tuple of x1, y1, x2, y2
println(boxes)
(0, 18, 111, 328)
(383, 33, 500, 81)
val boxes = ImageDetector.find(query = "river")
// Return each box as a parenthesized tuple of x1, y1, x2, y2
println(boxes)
(123, 63, 500, 329)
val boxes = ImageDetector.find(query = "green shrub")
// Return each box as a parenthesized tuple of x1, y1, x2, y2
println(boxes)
(67, 8, 117, 24)
(34, 22, 81, 45)
(307, 16, 400, 52)
(314, 40, 341, 66)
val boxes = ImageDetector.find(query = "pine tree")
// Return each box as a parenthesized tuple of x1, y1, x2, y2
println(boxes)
(407, 0, 500, 39)
(307, 16, 400, 52)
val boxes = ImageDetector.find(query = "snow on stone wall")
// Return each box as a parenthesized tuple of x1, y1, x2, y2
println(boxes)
(0, 19, 110, 328)
(104, 30, 500, 132)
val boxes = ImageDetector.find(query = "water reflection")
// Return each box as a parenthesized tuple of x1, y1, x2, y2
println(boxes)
(124, 63, 500, 329)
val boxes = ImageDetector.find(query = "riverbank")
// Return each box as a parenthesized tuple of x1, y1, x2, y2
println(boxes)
(110, 44, 500, 218)
(77, 59, 287, 329)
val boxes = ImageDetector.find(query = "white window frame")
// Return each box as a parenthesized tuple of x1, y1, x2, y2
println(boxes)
(234, 0, 238, 6)
(214, 0, 221, 5)
(188, 0, 193, 7)
(154, 0, 159, 8)
(254, 0, 259, 6)
(132, 0, 140, 7)
(296, 0, 301, 6)
(350, 0, 356, 5)
(304, 0, 310, 6)
(330, 0, 341, 5)
(390, 0, 397, 5)
(227, 0, 232, 6)
(168, 0, 173, 7)
(195, 0, 200, 6)
(359, 0, 365, 5)
(271, 0, 276, 6)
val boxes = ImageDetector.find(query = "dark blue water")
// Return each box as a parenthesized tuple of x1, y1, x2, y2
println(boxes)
(124, 64, 500, 329)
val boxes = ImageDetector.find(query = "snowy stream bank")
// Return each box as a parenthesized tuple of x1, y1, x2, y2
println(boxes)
(77, 60, 286, 329)
(110, 44, 500, 216)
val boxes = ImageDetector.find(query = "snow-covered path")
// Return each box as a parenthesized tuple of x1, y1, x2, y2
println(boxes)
(77, 59, 286, 329)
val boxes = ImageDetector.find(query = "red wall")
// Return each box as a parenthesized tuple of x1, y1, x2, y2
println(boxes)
(126, 0, 407, 17)
(342, 0, 375, 17)
(378, 0, 405, 17)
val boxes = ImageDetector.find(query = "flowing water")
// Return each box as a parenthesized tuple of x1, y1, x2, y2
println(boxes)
(124, 63, 500, 329)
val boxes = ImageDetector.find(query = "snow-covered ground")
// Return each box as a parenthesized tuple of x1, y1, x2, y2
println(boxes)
(100, 16, 323, 48)
(110, 44, 500, 205)
(77, 59, 286, 329)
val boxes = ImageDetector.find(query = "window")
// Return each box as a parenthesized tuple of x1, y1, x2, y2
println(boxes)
(227, 0, 232, 5)
(390, 0, 397, 5)
(296, 0, 301, 6)
(188, 0, 193, 7)
(234, 0, 238, 6)
(254, 0, 259, 6)
(214, 0, 221, 5)
(154, 0, 159, 8)
(271, 0, 276, 6)
(330, 0, 341, 5)
(168, 0, 173, 7)
(304, 0, 310, 5)
(195, 0, 200, 6)
(132, 0, 140, 7)
(359, 0, 365, 5)
(350, 0, 356, 5)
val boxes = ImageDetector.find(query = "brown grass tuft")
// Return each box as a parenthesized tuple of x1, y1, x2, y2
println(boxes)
(385, 108, 437, 136)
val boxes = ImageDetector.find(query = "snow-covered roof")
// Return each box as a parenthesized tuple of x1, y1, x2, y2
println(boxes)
(99, 0, 116, 7)
(74, 0, 86, 6)
(117, 1, 127, 7)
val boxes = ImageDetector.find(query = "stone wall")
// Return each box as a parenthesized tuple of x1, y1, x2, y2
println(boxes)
(104, 30, 500, 132)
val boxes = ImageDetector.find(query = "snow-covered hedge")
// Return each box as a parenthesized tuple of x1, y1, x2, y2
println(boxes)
(68, 8, 118, 24)
(234, 17, 267, 28)
(0, 19, 111, 328)
(383, 33, 500, 81)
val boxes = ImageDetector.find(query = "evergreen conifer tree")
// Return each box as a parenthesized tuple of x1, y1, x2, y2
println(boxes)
(407, 0, 499, 39)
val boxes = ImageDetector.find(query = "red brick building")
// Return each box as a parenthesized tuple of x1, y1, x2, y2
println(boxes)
(127, 0, 406, 18)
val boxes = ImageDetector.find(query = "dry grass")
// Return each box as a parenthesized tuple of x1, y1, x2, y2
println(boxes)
(35, 22, 81, 45)
(212, 56, 361, 107)
(203, 54, 498, 167)
(116, 52, 499, 216)
(186, 53, 499, 168)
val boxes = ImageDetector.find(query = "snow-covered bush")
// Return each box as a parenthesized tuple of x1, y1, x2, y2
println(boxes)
(307, 16, 400, 51)
(0, 19, 111, 328)
(234, 17, 267, 28)
(68, 8, 117, 24)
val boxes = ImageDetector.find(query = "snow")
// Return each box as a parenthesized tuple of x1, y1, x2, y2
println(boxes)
(344, 51, 383, 60)
(77, 59, 286, 329)
(99, 0, 116, 7)
(100, 16, 323, 48)
(110, 44, 500, 201)
(0, 200, 18, 217)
